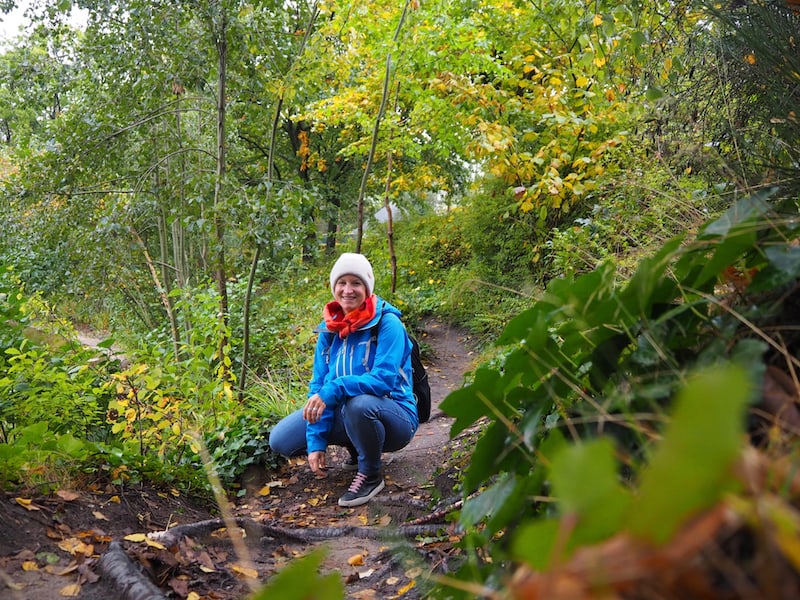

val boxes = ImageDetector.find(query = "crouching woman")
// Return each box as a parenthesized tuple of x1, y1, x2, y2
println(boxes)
(269, 253, 418, 507)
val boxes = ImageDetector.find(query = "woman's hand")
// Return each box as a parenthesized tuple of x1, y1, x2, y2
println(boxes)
(308, 450, 328, 478)
(303, 394, 327, 424)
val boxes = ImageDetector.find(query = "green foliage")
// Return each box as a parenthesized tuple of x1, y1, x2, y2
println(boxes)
(0, 422, 90, 492)
(440, 190, 797, 589)
(511, 365, 751, 568)
(249, 547, 344, 600)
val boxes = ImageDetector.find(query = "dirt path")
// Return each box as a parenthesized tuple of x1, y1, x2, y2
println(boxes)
(0, 319, 479, 599)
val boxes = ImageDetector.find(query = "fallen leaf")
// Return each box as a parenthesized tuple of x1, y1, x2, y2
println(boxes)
(347, 553, 365, 566)
(56, 490, 80, 502)
(229, 563, 258, 578)
(145, 538, 166, 550)
(398, 579, 416, 595)
(36, 551, 60, 565)
(187, 593, 201, 600)
(378, 514, 392, 526)
(257, 485, 271, 496)
(123, 533, 147, 542)
(22, 561, 39, 571)
(358, 568, 375, 579)
(197, 551, 217, 572)
(404, 567, 423, 579)
(108, 495, 121, 504)
(59, 583, 81, 597)
(358, 514, 368, 525)
(350, 590, 378, 599)
(385, 576, 399, 585)
(15, 497, 40, 511)
(77, 563, 100, 584)
(93, 511, 108, 521)
(55, 563, 79, 576)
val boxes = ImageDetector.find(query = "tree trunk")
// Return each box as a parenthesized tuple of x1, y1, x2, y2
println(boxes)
(213, 11, 230, 376)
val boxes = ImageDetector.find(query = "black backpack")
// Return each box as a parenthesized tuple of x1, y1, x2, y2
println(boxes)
(407, 334, 432, 423)
(323, 321, 432, 423)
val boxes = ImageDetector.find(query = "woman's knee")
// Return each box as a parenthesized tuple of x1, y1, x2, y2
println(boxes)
(268, 411, 307, 457)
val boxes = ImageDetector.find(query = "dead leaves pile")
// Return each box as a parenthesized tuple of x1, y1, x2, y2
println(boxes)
(5, 491, 106, 597)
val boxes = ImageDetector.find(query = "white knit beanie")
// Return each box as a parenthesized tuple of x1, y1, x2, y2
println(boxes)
(329, 253, 375, 297)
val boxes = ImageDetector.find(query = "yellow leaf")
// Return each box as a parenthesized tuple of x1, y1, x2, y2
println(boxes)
(22, 561, 39, 571)
(15, 497, 40, 511)
(188, 593, 201, 600)
(60, 583, 82, 597)
(230, 563, 258, 579)
(258, 485, 271, 496)
(347, 553, 365, 566)
(358, 514, 368, 525)
(398, 579, 416, 595)
(575, 76, 589, 87)
(109, 495, 121, 504)
(145, 539, 166, 550)
(594, 56, 606, 68)
(123, 533, 147, 542)
(593, 14, 603, 26)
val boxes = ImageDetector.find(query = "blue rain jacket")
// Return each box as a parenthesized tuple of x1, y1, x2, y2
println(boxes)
(306, 297, 418, 453)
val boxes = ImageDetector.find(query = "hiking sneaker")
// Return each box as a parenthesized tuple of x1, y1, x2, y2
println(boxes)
(342, 453, 394, 471)
(338, 472, 385, 507)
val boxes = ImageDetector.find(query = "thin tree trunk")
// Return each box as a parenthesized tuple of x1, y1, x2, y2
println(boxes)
(130, 226, 181, 358)
(213, 12, 230, 377)
(354, 0, 410, 253)
(239, 7, 320, 398)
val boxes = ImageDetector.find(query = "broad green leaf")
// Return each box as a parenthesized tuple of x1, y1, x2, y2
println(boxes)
(549, 438, 631, 542)
(441, 368, 501, 436)
(698, 191, 772, 238)
(249, 547, 343, 600)
(460, 472, 517, 528)
(511, 519, 560, 570)
(628, 365, 751, 543)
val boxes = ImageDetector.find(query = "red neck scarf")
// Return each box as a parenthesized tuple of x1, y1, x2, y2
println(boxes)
(324, 294, 377, 338)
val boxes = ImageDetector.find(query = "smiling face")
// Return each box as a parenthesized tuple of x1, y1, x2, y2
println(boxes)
(334, 274, 367, 314)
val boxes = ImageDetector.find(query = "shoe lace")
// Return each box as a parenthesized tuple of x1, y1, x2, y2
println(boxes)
(347, 472, 368, 493)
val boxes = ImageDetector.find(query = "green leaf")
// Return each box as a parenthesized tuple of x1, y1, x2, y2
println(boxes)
(461, 472, 517, 528)
(511, 519, 560, 570)
(628, 365, 751, 544)
(549, 438, 631, 544)
(699, 192, 773, 238)
(441, 368, 501, 436)
(249, 547, 343, 600)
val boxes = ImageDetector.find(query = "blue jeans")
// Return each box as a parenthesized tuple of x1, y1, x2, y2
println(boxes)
(269, 394, 416, 476)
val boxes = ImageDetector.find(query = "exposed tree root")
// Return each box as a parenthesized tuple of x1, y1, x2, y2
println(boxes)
(148, 516, 449, 547)
(97, 541, 168, 600)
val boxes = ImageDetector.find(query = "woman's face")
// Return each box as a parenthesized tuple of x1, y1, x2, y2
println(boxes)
(334, 274, 367, 314)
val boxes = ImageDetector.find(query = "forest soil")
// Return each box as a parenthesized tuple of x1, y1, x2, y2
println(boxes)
(0, 318, 479, 599)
